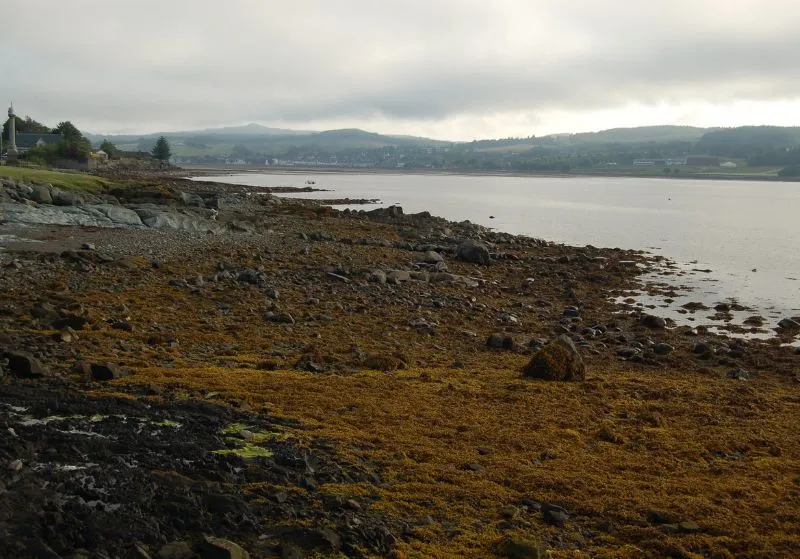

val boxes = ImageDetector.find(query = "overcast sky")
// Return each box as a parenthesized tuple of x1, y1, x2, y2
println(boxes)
(2, 0, 799, 139)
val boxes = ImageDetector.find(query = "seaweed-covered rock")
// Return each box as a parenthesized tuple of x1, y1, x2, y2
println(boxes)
(522, 335, 585, 381)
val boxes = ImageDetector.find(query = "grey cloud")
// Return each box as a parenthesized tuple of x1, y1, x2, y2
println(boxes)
(2, 0, 799, 135)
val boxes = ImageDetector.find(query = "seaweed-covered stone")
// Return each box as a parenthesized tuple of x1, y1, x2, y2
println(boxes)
(522, 335, 585, 381)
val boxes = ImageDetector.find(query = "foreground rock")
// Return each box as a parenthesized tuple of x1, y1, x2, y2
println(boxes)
(522, 335, 585, 381)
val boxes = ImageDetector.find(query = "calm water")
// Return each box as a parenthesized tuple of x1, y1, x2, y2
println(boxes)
(195, 172, 800, 336)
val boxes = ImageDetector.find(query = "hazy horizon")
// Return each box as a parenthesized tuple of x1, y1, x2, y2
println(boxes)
(3, 0, 799, 140)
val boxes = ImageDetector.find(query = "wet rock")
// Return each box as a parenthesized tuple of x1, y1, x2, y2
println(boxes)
(682, 301, 709, 311)
(199, 536, 250, 559)
(542, 503, 569, 526)
(679, 520, 701, 533)
(363, 354, 407, 372)
(727, 368, 750, 381)
(456, 240, 491, 265)
(422, 250, 444, 264)
(651, 343, 672, 355)
(648, 509, 677, 525)
(522, 335, 585, 381)
(386, 270, 411, 284)
(487, 333, 515, 350)
(6, 352, 49, 378)
(778, 318, 800, 330)
(90, 362, 130, 381)
(692, 341, 711, 355)
(641, 314, 667, 329)
(563, 307, 581, 318)
(500, 505, 520, 519)
(265, 312, 295, 325)
(368, 270, 387, 284)
(158, 542, 194, 559)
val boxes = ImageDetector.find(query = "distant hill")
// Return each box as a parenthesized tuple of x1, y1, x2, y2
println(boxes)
(547, 125, 711, 145)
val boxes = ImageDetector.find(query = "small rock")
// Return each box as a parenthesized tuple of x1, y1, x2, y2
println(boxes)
(487, 333, 515, 350)
(563, 307, 581, 318)
(81, 243, 96, 251)
(90, 363, 130, 381)
(500, 505, 520, 519)
(727, 368, 750, 381)
(8, 459, 23, 472)
(422, 250, 444, 264)
(653, 343, 674, 355)
(368, 270, 387, 284)
(679, 520, 701, 533)
(641, 314, 666, 329)
(157, 541, 193, 559)
(542, 504, 568, 526)
(199, 536, 250, 559)
(496, 537, 542, 559)
(265, 312, 295, 325)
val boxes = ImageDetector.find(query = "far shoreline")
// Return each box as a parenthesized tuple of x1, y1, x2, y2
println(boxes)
(179, 163, 800, 183)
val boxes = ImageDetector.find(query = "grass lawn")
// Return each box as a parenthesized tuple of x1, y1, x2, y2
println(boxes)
(0, 166, 119, 193)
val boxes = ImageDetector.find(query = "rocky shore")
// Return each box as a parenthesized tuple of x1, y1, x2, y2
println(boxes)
(0, 170, 798, 558)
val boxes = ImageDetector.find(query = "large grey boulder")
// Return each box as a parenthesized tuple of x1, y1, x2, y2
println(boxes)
(456, 240, 491, 265)
(132, 208, 223, 234)
(0, 203, 144, 227)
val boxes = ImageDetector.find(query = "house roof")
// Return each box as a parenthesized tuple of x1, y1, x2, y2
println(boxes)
(15, 133, 63, 149)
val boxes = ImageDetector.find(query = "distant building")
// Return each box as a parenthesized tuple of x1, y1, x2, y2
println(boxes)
(686, 156, 721, 166)
(14, 132, 63, 152)
(634, 158, 686, 167)
(720, 161, 738, 168)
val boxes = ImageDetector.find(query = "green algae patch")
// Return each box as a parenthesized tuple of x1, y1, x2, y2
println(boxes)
(212, 443, 273, 459)
(220, 423, 286, 443)
(155, 419, 182, 428)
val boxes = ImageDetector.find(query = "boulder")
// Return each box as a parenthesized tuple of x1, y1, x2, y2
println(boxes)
(641, 314, 667, 329)
(522, 335, 585, 381)
(7, 352, 49, 378)
(29, 184, 52, 204)
(456, 240, 491, 265)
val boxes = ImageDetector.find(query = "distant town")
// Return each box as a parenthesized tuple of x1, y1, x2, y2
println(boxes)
(4, 109, 800, 179)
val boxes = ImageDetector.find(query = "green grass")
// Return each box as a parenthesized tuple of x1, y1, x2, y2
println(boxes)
(0, 167, 119, 193)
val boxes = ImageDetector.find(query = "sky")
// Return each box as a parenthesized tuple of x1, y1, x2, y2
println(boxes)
(2, 0, 800, 140)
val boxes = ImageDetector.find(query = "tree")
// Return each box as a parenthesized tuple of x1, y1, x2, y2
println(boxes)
(151, 136, 171, 161)
(52, 121, 84, 141)
(99, 139, 119, 158)
(3, 115, 50, 139)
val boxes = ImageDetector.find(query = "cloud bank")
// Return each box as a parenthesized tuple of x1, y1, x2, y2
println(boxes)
(2, 0, 799, 138)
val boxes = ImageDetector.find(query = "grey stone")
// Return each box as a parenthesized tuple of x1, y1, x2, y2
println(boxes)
(368, 270, 387, 284)
(456, 239, 491, 265)
(422, 250, 444, 264)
